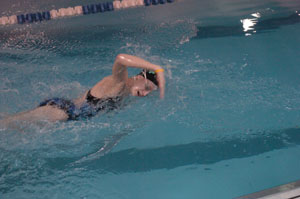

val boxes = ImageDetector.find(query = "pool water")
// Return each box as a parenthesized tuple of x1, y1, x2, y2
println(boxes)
(1, 0, 300, 198)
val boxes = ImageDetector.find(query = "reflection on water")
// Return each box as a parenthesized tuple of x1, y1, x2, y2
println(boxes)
(49, 127, 300, 173)
(195, 12, 300, 39)
(1, 127, 300, 194)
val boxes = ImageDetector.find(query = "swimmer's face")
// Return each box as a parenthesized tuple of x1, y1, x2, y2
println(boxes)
(131, 75, 157, 97)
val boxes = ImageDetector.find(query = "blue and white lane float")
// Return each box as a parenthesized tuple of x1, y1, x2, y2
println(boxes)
(0, 0, 174, 26)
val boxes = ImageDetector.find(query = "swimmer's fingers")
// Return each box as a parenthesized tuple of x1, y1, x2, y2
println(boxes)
(156, 71, 165, 99)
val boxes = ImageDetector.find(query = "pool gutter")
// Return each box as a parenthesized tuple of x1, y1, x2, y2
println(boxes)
(236, 180, 300, 199)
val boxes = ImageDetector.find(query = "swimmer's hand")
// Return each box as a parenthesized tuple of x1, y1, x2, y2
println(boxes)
(156, 69, 165, 99)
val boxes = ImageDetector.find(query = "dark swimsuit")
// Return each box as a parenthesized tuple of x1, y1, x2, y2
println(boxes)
(38, 90, 121, 120)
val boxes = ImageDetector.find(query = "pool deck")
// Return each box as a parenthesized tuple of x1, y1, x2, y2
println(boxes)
(236, 180, 300, 199)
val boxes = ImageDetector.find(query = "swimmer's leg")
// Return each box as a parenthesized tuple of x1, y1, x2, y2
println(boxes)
(0, 106, 69, 128)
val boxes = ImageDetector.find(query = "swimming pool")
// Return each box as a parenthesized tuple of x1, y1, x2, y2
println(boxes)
(1, 0, 300, 198)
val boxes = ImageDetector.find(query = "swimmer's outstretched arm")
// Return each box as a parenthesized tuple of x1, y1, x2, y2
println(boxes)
(112, 54, 165, 98)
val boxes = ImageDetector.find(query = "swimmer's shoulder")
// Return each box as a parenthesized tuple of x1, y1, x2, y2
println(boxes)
(91, 76, 126, 98)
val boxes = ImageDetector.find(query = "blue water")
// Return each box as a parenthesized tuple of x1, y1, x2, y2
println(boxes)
(1, 0, 300, 198)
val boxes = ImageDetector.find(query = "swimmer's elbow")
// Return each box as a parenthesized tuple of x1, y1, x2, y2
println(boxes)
(115, 54, 128, 65)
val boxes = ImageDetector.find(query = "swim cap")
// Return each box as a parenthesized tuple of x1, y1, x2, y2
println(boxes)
(137, 70, 158, 86)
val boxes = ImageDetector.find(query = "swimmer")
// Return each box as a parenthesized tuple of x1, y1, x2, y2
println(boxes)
(0, 54, 165, 125)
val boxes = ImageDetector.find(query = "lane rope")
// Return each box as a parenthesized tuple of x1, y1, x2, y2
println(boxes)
(0, 0, 174, 26)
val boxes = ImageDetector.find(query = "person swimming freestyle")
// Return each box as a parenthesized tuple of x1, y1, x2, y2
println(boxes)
(0, 54, 165, 124)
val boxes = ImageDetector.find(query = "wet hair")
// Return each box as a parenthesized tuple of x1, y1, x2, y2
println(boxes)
(137, 70, 158, 86)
